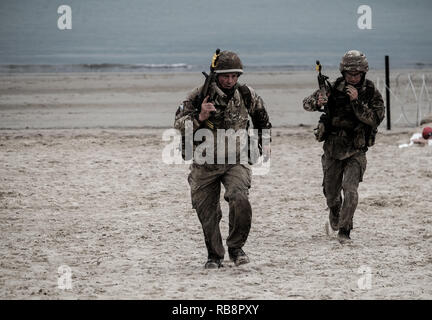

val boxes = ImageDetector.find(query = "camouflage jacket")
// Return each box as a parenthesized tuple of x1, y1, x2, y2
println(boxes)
(303, 77, 385, 160)
(174, 82, 272, 163)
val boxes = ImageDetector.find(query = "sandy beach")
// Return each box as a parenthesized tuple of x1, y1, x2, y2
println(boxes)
(0, 71, 431, 299)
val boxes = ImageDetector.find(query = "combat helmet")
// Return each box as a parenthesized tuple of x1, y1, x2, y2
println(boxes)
(339, 50, 369, 73)
(214, 51, 243, 74)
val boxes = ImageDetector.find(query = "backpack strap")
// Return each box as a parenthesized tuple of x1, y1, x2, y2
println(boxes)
(364, 79, 376, 100)
(238, 84, 252, 112)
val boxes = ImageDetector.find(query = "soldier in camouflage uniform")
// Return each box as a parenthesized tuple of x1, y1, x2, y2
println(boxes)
(303, 50, 385, 243)
(174, 51, 272, 268)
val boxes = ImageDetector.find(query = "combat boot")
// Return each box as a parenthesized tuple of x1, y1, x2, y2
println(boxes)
(337, 228, 351, 243)
(204, 258, 223, 269)
(329, 206, 340, 231)
(228, 247, 250, 266)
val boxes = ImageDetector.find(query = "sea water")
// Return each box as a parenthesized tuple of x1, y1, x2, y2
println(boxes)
(0, 0, 431, 72)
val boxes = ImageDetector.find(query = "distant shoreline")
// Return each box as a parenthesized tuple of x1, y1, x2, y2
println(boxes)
(1, 63, 432, 74)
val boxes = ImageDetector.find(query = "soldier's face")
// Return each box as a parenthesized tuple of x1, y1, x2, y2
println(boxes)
(344, 71, 362, 85)
(217, 73, 239, 89)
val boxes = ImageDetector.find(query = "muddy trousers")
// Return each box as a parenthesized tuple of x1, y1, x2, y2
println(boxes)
(188, 163, 252, 260)
(321, 152, 367, 231)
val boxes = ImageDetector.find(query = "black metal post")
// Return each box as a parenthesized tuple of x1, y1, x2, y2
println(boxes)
(385, 55, 391, 130)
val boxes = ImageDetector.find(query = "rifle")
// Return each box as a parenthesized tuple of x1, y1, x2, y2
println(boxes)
(313, 60, 332, 141)
(315, 60, 332, 112)
(195, 48, 221, 130)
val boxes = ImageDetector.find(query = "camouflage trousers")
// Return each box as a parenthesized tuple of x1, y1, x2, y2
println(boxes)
(188, 163, 252, 260)
(321, 151, 367, 231)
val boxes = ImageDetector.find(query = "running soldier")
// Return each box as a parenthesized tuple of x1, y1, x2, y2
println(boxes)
(174, 50, 272, 268)
(303, 50, 385, 243)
